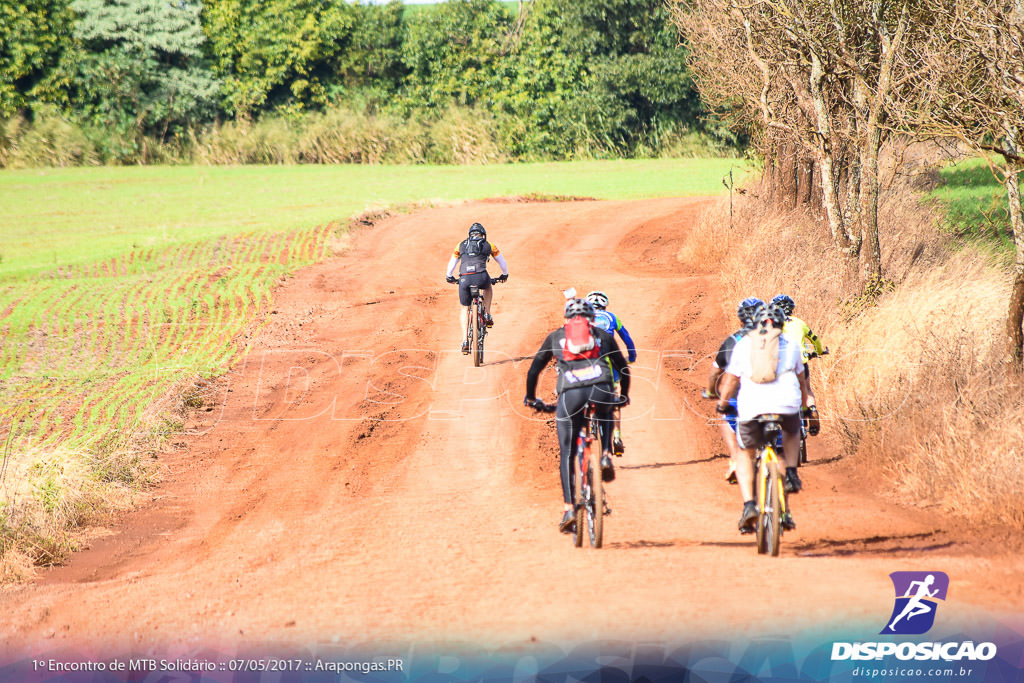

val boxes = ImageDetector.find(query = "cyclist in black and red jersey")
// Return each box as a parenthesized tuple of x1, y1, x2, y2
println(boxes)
(445, 222, 509, 355)
(524, 298, 630, 533)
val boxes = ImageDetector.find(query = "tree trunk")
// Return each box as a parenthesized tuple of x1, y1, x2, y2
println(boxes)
(809, 52, 854, 253)
(859, 123, 883, 282)
(1006, 155, 1024, 369)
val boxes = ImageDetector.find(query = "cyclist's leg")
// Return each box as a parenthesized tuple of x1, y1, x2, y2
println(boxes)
(779, 414, 802, 470)
(556, 388, 589, 507)
(734, 420, 763, 502)
(588, 384, 617, 455)
(457, 278, 473, 348)
(481, 277, 494, 316)
(611, 379, 624, 455)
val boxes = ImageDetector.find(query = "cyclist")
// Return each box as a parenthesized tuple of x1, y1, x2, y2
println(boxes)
(716, 302, 811, 533)
(524, 298, 631, 533)
(445, 223, 508, 355)
(770, 294, 824, 434)
(704, 297, 763, 483)
(585, 290, 636, 455)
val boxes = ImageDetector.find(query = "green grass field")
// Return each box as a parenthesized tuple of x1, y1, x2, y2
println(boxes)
(0, 158, 741, 277)
(928, 157, 1014, 253)
(0, 158, 740, 566)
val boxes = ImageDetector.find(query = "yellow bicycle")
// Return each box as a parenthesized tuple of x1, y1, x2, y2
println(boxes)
(752, 414, 790, 556)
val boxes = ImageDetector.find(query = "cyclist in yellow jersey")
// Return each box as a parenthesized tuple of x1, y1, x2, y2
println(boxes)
(771, 294, 824, 434)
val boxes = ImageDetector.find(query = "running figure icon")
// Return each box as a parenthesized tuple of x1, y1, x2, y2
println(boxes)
(881, 571, 949, 635)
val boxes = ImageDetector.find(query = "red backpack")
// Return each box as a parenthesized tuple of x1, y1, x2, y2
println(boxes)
(562, 317, 598, 360)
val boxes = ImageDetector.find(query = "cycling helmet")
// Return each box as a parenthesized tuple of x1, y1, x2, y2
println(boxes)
(756, 302, 787, 329)
(585, 290, 609, 310)
(564, 298, 596, 320)
(468, 222, 486, 238)
(737, 297, 764, 328)
(771, 294, 795, 316)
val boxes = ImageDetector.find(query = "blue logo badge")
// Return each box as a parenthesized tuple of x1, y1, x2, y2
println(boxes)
(881, 571, 949, 635)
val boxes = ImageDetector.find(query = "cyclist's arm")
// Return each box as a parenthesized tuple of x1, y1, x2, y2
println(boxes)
(602, 331, 630, 398)
(716, 372, 739, 411)
(525, 332, 556, 399)
(445, 255, 458, 278)
(616, 323, 637, 363)
(706, 367, 724, 397)
(493, 253, 509, 275)
(796, 355, 812, 407)
(805, 325, 825, 356)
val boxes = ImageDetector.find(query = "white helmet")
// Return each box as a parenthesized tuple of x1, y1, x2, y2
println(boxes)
(585, 290, 609, 310)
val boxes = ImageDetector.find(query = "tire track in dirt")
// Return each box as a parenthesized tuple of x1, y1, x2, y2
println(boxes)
(2, 197, 1022, 657)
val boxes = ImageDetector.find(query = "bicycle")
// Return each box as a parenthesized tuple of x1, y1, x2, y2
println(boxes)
(449, 277, 501, 367)
(796, 348, 828, 464)
(749, 413, 791, 557)
(529, 398, 610, 548)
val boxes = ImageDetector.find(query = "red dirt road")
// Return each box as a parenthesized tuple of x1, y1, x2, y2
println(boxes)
(2, 198, 1022, 658)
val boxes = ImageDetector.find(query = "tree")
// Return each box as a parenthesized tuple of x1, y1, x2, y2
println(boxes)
(894, 0, 1024, 366)
(202, 0, 356, 116)
(673, 0, 932, 283)
(0, 0, 75, 116)
(69, 0, 218, 156)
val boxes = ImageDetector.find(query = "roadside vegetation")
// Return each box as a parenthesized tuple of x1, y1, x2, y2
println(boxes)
(0, 158, 738, 580)
(673, 0, 1024, 527)
(681, 162, 1023, 527)
(0, 0, 734, 166)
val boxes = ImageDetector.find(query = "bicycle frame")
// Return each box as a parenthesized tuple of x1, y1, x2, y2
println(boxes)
(572, 402, 605, 548)
(465, 285, 487, 367)
(754, 417, 789, 557)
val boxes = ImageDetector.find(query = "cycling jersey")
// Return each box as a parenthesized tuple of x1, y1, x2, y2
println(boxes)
(713, 328, 751, 369)
(453, 238, 500, 276)
(783, 315, 825, 361)
(592, 309, 637, 363)
(525, 325, 630, 397)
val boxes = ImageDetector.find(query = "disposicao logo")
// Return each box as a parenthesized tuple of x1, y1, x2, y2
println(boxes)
(831, 571, 997, 663)
(881, 571, 949, 635)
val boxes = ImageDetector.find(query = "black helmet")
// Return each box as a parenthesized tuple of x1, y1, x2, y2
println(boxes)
(737, 297, 764, 328)
(771, 294, 795, 316)
(564, 298, 596, 320)
(468, 222, 486, 238)
(756, 302, 787, 330)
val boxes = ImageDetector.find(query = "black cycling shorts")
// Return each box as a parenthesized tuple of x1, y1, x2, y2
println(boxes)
(458, 272, 491, 306)
(736, 413, 801, 450)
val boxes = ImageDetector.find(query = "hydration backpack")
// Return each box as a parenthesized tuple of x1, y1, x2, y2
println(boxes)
(749, 326, 782, 383)
(459, 237, 490, 275)
(562, 317, 598, 360)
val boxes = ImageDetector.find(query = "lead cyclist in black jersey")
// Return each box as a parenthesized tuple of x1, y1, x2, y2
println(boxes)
(445, 222, 509, 355)
(524, 298, 631, 532)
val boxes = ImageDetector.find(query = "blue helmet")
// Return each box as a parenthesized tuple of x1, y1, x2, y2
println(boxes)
(737, 297, 764, 328)
(771, 294, 795, 316)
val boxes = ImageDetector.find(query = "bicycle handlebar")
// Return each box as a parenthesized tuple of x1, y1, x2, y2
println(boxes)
(806, 347, 830, 360)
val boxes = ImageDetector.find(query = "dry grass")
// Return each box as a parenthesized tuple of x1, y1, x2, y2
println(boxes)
(681, 174, 1024, 526)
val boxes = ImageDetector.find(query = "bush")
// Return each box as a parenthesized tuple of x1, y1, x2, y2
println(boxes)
(4, 109, 98, 168)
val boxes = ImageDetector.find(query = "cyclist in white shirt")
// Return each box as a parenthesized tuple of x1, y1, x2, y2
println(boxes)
(716, 302, 811, 533)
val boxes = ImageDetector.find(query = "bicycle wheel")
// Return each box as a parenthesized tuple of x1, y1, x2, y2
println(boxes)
(472, 300, 483, 367)
(755, 454, 769, 554)
(799, 430, 808, 465)
(757, 458, 782, 556)
(572, 453, 585, 548)
(587, 448, 604, 548)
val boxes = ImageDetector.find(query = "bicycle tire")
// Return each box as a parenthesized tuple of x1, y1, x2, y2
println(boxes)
(572, 451, 585, 547)
(799, 431, 808, 465)
(472, 300, 482, 367)
(588, 447, 604, 548)
(757, 456, 783, 557)
(756, 453, 769, 555)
